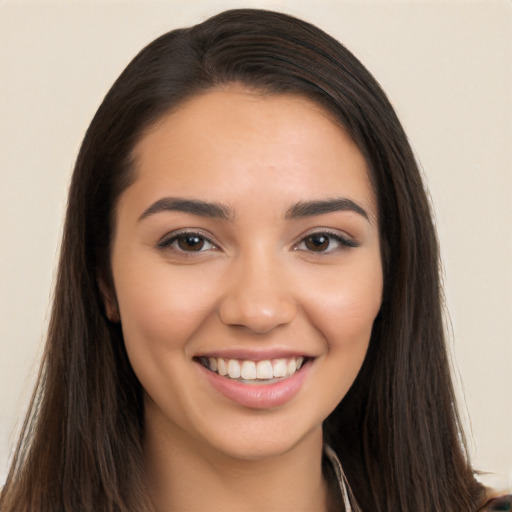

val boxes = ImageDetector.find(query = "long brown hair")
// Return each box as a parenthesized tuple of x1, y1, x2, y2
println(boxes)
(1, 9, 485, 511)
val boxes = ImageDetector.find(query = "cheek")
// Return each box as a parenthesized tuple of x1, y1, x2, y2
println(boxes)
(300, 262, 382, 410)
(305, 263, 382, 349)
(316, 268, 382, 402)
(112, 263, 223, 421)
(113, 262, 221, 358)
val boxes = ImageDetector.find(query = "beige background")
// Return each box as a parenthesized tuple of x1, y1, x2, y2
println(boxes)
(1, 0, 511, 486)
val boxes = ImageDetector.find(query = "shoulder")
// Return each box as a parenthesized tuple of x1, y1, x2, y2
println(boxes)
(479, 489, 512, 511)
(476, 472, 511, 511)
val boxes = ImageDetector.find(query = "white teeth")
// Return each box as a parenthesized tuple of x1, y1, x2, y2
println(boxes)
(272, 359, 287, 378)
(202, 356, 307, 381)
(240, 360, 257, 380)
(227, 359, 241, 379)
(286, 359, 297, 375)
(217, 358, 228, 376)
(256, 360, 273, 379)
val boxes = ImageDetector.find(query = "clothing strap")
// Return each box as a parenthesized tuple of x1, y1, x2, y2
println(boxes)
(324, 444, 356, 512)
(324, 445, 512, 512)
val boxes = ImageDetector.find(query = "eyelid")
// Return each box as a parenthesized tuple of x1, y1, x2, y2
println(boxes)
(292, 228, 359, 252)
(156, 228, 218, 251)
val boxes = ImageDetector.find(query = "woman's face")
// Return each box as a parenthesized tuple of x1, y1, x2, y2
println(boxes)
(107, 88, 383, 460)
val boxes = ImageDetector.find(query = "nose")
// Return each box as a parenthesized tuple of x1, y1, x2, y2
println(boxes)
(218, 254, 298, 334)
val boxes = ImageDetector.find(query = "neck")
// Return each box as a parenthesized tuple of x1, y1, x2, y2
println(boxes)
(144, 418, 330, 512)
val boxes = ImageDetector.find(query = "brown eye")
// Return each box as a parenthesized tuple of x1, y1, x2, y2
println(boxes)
(157, 232, 216, 253)
(304, 234, 330, 252)
(176, 234, 206, 251)
(295, 231, 358, 254)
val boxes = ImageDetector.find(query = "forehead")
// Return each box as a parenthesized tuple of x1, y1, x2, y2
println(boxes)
(129, 87, 376, 217)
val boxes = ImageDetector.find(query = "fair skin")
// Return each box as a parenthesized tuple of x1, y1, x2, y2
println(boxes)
(105, 88, 383, 511)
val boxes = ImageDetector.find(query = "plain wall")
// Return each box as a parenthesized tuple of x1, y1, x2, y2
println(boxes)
(1, 0, 511, 486)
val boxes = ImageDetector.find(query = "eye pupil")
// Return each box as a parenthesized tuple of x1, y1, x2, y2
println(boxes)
(177, 235, 204, 251)
(305, 234, 329, 251)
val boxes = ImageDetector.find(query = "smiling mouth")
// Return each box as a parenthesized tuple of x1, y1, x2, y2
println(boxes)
(195, 356, 308, 383)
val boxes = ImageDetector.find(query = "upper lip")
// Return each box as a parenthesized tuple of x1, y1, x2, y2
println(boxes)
(194, 348, 314, 361)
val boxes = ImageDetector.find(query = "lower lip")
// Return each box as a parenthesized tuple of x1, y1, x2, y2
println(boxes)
(197, 361, 312, 410)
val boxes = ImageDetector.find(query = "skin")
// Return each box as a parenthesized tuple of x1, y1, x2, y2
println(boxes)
(105, 87, 383, 511)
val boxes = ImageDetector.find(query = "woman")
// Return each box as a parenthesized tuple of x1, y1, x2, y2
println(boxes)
(1, 8, 509, 512)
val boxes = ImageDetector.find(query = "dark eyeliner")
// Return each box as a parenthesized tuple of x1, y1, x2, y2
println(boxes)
(156, 230, 214, 250)
(323, 232, 359, 248)
(295, 230, 360, 252)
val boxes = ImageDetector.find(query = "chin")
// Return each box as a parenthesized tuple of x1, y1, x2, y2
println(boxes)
(195, 414, 325, 463)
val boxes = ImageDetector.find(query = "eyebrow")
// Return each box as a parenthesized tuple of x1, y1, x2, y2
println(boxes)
(139, 197, 233, 221)
(139, 196, 371, 223)
(285, 198, 370, 222)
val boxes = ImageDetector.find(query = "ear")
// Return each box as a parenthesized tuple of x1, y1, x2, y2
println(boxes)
(97, 275, 120, 323)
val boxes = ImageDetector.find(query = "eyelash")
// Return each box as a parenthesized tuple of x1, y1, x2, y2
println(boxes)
(157, 230, 217, 253)
(156, 229, 359, 255)
(293, 230, 359, 253)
